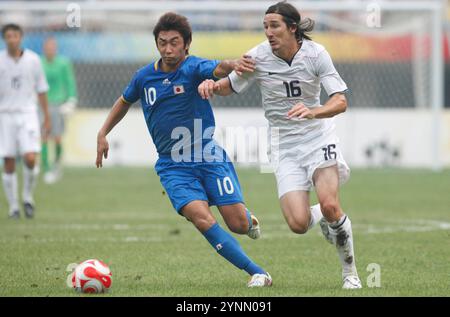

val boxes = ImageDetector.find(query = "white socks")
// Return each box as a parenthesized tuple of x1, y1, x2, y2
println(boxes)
(2, 165, 39, 215)
(23, 165, 39, 204)
(308, 203, 323, 229)
(328, 215, 358, 278)
(2, 172, 19, 214)
(306, 204, 359, 279)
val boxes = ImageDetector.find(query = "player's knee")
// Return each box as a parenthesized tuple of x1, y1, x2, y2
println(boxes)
(190, 215, 216, 232)
(287, 219, 309, 234)
(226, 216, 249, 234)
(3, 159, 16, 173)
(320, 200, 341, 221)
(23, 154, 36, 168)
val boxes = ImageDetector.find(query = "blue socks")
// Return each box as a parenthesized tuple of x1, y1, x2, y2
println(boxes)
(203, 222, 265, 276)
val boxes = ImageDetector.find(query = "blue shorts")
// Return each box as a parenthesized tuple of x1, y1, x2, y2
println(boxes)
(155, 157, 244, 214)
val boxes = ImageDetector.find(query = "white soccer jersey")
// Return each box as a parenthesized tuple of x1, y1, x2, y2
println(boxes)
(0, 49, 49, 113)
(229, 40, 347, 159)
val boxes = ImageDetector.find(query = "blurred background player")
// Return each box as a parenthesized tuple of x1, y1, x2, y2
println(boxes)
(0, 23, 51, 219)
(40, 37, 77, 184)
(96, 12, 272, 287)
(198, 2, 361, 289)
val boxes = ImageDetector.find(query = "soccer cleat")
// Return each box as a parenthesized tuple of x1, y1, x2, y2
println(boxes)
(319, 217, 334, 244)
(44, 171, 58, 184)
(342, 275, 362, 289)
(8, 210, 20, 219)
(23, 202, 35, 219)
(247, 272, 272, 288)
(247, 214, 261, 240)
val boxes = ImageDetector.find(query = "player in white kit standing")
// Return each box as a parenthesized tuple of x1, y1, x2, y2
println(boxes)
(0, 24, 51, 219)
(198, 2, 362, 289)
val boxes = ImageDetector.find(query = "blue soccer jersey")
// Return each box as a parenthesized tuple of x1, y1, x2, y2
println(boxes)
(122, 56, 221, 159)
(122, 56, 244, 213)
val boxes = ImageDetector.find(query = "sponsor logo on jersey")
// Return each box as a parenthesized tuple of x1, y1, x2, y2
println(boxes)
(162, 78, 171, 86)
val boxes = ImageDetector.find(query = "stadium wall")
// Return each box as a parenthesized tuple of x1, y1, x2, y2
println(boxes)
(63, 108, 450, 169)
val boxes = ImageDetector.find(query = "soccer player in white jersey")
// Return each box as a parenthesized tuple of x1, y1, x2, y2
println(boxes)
(198, 2, 362, 289)
(0, 24, 51, 219)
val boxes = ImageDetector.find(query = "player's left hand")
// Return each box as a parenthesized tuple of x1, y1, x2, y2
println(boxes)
(198, 79, 220, 99)
(287, 103, 315, 120)
(59, 100, 77, 115)
(235, 55, 256, 76)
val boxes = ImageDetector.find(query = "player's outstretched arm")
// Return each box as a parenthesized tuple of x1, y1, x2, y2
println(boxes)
(287, 92, 347, 120)
(214, 55, 256, 78)
(96, 96, 131, 168)
(198, 77, 233, 99)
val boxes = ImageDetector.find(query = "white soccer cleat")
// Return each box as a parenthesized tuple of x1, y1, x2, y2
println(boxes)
(342, 275, 362, 289)
(43, 171, 57, 184)
(247, 214, 261, 240)
(247, 272, 272, 288)
(319, 217, 334, 244)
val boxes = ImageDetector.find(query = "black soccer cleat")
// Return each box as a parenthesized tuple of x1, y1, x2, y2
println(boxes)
(23, 202, 35, 219)
(8, 210, 20, 219)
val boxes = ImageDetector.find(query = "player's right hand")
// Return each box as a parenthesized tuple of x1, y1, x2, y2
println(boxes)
(96, 134, 109, 168)
(198, 79, 220, 99)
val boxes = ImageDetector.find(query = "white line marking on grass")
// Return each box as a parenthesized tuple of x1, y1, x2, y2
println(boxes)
(262, 219, 450, 239)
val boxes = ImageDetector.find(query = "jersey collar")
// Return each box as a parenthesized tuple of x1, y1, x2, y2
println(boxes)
(271, 41, 303, 67)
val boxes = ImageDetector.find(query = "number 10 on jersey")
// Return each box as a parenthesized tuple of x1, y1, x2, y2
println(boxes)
(144, 87, 157, 105)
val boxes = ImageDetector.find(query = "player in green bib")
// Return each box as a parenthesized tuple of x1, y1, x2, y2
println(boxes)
(40, 37, 77, 184)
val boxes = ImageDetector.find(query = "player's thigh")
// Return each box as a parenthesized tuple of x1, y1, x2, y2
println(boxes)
(18, 112, 41, 157)
(279, 190, 311, 233)
(201, 161, 244, 208)
(217, 203, 249, 233)
(155, 161, 209, 215)
(180, 200, 216, 233)
(0, 113, 19, 159)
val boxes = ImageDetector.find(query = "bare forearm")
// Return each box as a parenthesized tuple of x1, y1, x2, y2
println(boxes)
(214, 77, 234, 96)
(312, 93, 347, 119)
(214, 59, 237, 78)
(98, 97, 131, 137)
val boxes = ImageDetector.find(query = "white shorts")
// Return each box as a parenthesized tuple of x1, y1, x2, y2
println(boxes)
(274, 140, 350, 198)
(0, 112, 41, 157)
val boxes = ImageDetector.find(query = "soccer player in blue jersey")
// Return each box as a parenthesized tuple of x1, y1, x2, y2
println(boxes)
(96, 12, 272, 287)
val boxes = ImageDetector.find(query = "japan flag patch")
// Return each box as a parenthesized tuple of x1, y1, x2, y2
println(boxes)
(173, 85, 185, 95)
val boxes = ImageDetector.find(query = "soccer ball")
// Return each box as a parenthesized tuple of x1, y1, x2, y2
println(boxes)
(71, 259, 112, 293)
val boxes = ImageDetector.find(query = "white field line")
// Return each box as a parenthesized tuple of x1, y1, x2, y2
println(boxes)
(0, 219, 448, 243)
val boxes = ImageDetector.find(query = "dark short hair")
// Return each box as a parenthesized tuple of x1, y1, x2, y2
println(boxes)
(265, 1, 314, 41)
(153, 12, 192, 53)
(2, 23, 23, 38)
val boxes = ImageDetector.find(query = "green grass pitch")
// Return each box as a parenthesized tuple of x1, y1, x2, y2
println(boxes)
(0, 167, 449, 296)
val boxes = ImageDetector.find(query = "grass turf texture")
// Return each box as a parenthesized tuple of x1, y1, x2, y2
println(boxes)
(0, 167, 449, 296)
